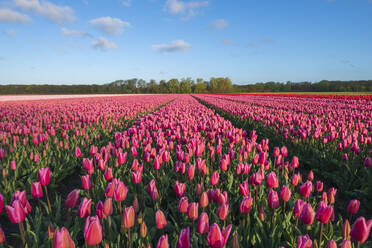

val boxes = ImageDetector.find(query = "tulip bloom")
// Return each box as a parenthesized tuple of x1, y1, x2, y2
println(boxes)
(114, 182, 128, 202)
(197, 212, 210, 234)
(350, 217, 372, 244)
(81, 175, 92, 190)
(6, 200, 25, 223)
(315, 181, 323, 192)
(155, 210, 167, 229)
(200, 192, 209, 208)
(103, 197, 113, 217)
(239, 181, 249, 197)
(187, 202, 199, 221)
(340, 239, 352, 248)
(38, 167, 51, 186)
(280, 185, 291, 202)
(156, 234, 169, 248)
(75, 147, 82, 157)
(299, 181, 313, 198)
(96, 201, 106, 219)
(53, 227, 75, 248)
(207, 223, 232, 248)
(123, 206, 135, 228)
(347, 199, 360, 214)
(147, 179, 159, 201)
(84, 216, 102, 245)
(174, 181, 186, 198)
(131, 171, 142, 184)
(65, 189, 80, 209)
(78, 198, 92, 218)
(217, 203, 229, 221)
(326, 240, 337, 248)
(31, 182, 43, 199)
(177, 227, 190, 248)
(316, 201, 333, 224)
(268, 189, 279, 209)
(178, 197, 189, 213)
(297, 234, 312, 248)
(266, 172, 279, 188)
(300, 203, 315, 225)
(239, 196, 253, 214)
(210, 171, 219, 186)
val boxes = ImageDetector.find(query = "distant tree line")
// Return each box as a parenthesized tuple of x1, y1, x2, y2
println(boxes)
(0, 78, 371, 95)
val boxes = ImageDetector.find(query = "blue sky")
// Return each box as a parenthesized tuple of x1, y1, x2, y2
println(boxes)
(0, 0, 372, 85)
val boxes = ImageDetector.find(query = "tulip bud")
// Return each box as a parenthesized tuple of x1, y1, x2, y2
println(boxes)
(53, 227, 75, 248)
(297, 234, 312, 248)
(197, 212, 209, 234)
(6, 200, 26, 223)
(217, 203, 229, 221)
(177, 227, 190, 248)
(343, 219, 351, 240)
(38, 167, 51, 186)
(156, 234, 169, 248)
(122, 206, 135, 229)
(31, 182, 43, 199)
(268, 189, 279, 209)
(140, 221, 148, 238)
(307, 170, 314, 181)
(78, 197, 92, 218)
(259, 205, 265, 221)
(178, 197, 189, 213)
(316, 201, 333, 224)
(187, 202, 199, 221)
(81, 175, 92, 190)
(326, 240, 337, 248)
(340, 239, 352, 248)
(266, 172, 279, 188)
(48, 222, 55, 239)
(133, 197, 139, 213)
(84, 216, 102, 245)
(347, 200, 360, 215)
(280, 185, 291, 202)
(65, 189, 80, 209)
(155, 210, 167, 229)
(315, 181, 323, 192)
(300, 203, 315, 225)
(239, 196, 253, 214)
(364, 157, 371, 167)
(350, 217, 372, 244)
(231, 231, 240, 248)
(200, 192, 209, 208)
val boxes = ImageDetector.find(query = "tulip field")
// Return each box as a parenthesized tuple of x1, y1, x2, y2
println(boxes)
(0, 94, 371, 248)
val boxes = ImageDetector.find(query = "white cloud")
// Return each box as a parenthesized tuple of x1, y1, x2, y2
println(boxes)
(14, 0, 75, 24)
(221, 39, 233, 46)
(90, 17, 131, 35)
(61, 27, 92, 38)
(208, 19, 228, 30)
(121, 0, 132, 7)
(152, 40, 191, 53)
(4, 29, 17, 36)
(92, 37, 118, 51)
(164, 0, 208, 18)
(0, 8, 30, 23)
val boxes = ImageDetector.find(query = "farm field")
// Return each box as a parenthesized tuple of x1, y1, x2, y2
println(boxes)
(0, 94, 371, 248)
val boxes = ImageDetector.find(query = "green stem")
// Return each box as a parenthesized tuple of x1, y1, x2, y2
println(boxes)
(44, 185, 52, 214)
(319, 223, 323, 248)
(18, 222, 26, 246)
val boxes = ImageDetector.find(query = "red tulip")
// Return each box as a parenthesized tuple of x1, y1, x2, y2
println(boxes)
(210, 171, 219, 186)
(65, 189, 80, 209)
(340, 239, 352, 248)
(78, 198, 92, 218)
(11, 190, 31, 214)
(155, 210, 167, 229)
(315, 181, 323, 192)
(103, 197, 113, 216)
(31, 182, 43, 199)
(6, 200, 25, 223)
(187, 164, 195, 181)
(104, 168, 113, 181)
(84, 216, 102, 245)
(327, 188, 337, 204)
(297, 234, 312, 248)
(105, 182, 115, 198)
(347, 199, 360, 215)
(239, 181, 249, 197)
(207, 223, 232, 248)
(364, 157, 371, 167)
(147, 179, 159, 201)
(200, 192, 209, 208)
(187, 202, 199, 220)
(177, 227, 190, 248)
(266, 172, 279, 188)
(300, 203, 315, 225)
(38, 167, 51, 186)
(268, 189, 279, 209)
(326, 240, 337, 248)
(307, 170, 314, 181)
(178, 197, 189, 213)
(239, 196, 253, 214)
(114, 182, 128, 202)
(75, 147, 82, 158)
(280, 185, 291, 202)
(52, 227, 75, 248)
(96, 201, 106, 219)
(350, 217, 372, 244)
(299, 181, 313, 198)
(197, 212, 209, 234)
(153, 156, 161, 170)
(156, 234, 169, 248)
(131, 171, 142, 184)
(123, 206, 135, 228)
(217, 203, 229, 221)
(316, 201, 334, 224)
(10, 160, 17, 170)
(291, 173, 300, 186)
(174, 181, 186, 198)
(81, 175, 92, 190)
